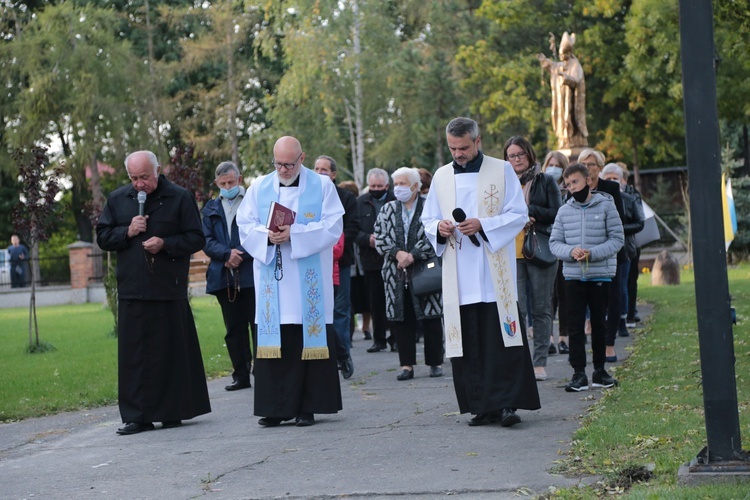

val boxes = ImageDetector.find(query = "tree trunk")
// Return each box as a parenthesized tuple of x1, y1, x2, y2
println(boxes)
(344, 100, 358, 187)
(29, 240, 40, 348)
(226, 21, 239, 165)
(351, 0, 365, 189)
(741, 124, 750, 177)
(434, 108, 444, 169)
(144, 0, 163, 154)
(89, 152, 105, 217)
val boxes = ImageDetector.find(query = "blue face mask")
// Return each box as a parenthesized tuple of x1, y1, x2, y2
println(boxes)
(220, 186, 240, 200)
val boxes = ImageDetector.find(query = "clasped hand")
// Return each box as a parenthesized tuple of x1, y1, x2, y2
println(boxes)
(395, 250, 414, 270)
(438, 218, 481, 238)
(571, 247, 590, 261)
(269, 225, 291, 245)
(225, 248, 244, 269)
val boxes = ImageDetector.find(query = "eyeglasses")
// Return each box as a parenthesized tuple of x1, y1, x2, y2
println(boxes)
(582, 162, 600, 169)
(507, 152, 527, 161)
(273, 153, 302, 170)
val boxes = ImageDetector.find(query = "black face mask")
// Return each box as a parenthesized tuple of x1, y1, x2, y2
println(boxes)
(369, 189, 386, 199)
(571, 185, 590, 203)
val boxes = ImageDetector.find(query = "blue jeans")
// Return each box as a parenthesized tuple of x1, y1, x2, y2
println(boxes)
(333, 265, 352, 360)
(516, 260, 558, 367)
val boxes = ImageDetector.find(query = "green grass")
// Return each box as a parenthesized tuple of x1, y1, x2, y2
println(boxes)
(0, 296, 233, 422)
(2, 267, 750, 497)
(551, 263, 750, 498)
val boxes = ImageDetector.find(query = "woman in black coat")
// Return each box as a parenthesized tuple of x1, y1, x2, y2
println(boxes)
(505, 137, 561, 382)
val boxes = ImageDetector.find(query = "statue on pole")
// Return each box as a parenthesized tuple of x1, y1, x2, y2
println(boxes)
(537, 32, 589, 151)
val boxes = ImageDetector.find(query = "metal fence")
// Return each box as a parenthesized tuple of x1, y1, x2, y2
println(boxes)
(0, 255, 71, 289)
(90, 247, 110, 284)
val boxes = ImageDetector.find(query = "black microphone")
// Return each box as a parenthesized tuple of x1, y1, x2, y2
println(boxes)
(452, 208, 480, 247)
(137, 191, 147, 216)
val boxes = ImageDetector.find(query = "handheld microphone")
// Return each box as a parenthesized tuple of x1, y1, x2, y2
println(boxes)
(137, 191, 147, 216)
(452, 208, 480, 247)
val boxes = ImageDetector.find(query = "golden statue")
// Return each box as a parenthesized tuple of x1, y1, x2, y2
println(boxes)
(537, 32, 588, 151)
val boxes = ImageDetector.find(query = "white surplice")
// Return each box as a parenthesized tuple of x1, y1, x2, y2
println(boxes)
(236, 167, 344, 325)
(421, 159, 527, 305)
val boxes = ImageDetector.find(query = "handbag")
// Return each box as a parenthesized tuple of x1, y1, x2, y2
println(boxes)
(522, 225, 557, 268)
(409, 256, 442, 296)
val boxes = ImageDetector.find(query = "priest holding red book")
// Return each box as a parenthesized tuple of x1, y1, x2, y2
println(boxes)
(237, 136, 345, 427)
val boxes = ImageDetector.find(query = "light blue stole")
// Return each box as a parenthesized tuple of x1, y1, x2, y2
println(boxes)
(256, 169, 329, 360)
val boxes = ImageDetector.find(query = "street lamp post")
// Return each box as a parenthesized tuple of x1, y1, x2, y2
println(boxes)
(678, 0, 747, 473)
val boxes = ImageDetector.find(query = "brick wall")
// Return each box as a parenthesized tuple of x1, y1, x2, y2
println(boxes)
(68, 241, 94, 289)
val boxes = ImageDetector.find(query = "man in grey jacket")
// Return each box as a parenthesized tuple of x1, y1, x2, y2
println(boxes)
(550, 163, 624, 393)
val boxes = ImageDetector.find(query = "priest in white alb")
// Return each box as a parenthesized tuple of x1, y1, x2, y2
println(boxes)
(237, 136, 344, 428)
(421, 117, 540, 427)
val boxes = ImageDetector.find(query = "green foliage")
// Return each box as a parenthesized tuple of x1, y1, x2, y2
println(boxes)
(168, 0, 279, 167)
(458, 0, 568, 154)
(4, 1, 153, 242)
(2, 0, 750, 242)
(0, 296, 234, 422)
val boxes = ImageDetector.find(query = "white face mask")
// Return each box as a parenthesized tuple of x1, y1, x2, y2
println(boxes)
(546, 166, 563, 181)
(394, 185, 414, 202)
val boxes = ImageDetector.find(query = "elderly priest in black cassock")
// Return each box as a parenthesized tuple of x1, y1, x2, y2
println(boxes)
(97, 150, 211, 435)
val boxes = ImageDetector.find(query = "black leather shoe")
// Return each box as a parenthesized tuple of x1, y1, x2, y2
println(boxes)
(339, 355, 354, 379)
(558, 341, 570, 354)
(258, 417, 283, 427)
(161, 420, 182, 429)
(295, 413, 315, 427)
(367, 343, 387, 353)
(363, 331, 372, 340)
(225, 380, 251, 391)
(429, 366, 443, 378)
(500, 408, 521, 427)
(468, 414, 490, 426)
(468, 411, 503, 426)
(396, 368, 414, 381)
(116, 422, 155, 435)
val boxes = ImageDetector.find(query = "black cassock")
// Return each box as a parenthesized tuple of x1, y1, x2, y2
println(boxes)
(450, 303, 541, 415)
(97, 175, 211, 424)
(253, 324, 342, 419)
(118, 300, 211, 423)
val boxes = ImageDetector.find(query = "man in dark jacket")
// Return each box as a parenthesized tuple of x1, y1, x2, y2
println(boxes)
(97, 150, 211, 435)
(355, 168, 396, 352)
(202, 161, 256, 391)
(314, 156, 359, 379)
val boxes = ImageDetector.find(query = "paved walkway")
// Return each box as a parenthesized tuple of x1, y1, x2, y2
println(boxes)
(0, 307, 649, 499)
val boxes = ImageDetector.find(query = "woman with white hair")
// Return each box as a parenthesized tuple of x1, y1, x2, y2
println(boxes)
(374, 167, 444, 380)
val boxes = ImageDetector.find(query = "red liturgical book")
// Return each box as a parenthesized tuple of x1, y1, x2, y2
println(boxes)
(266, 202, 296, 232)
